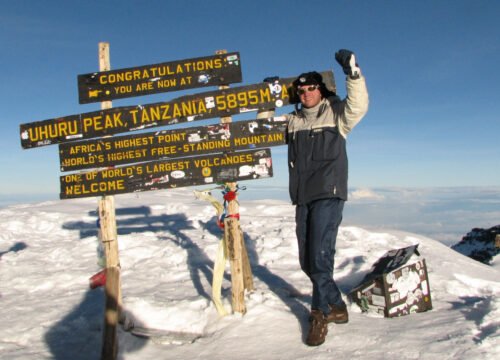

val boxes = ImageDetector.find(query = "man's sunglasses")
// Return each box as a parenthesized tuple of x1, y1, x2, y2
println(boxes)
(296, 85, 319, 95)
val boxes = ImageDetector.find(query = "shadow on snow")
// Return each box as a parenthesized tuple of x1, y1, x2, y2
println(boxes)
(57, 204, 317, 346)
(449, 296, 499, 344)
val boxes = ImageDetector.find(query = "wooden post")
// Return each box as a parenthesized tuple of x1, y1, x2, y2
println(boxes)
(215, 50, 254, 313)
(495, 234, 500, 249)
(223, 192, 245, 314)
(98, 42, 121, 360)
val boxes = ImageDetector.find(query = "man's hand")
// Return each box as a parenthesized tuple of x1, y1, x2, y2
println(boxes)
(335, 49, 361, 79)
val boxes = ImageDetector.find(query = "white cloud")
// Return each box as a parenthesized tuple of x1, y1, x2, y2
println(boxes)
(344, 187, 500, 246)
(350, 188, 385, 200)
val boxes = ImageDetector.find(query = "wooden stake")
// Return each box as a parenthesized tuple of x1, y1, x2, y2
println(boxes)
(224, 216, 245, 313)
(98, 42, 120, 360)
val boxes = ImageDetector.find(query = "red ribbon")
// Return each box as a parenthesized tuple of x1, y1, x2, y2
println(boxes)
(217, 213, 240, 229)
(223, 191, 237, 202)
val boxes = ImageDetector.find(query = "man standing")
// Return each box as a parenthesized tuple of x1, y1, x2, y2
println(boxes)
(286, 49, 369, 346)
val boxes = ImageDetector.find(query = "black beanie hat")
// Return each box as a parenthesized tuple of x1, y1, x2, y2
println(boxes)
(292, 71, 324, 88)
(292, 71, 337, 101)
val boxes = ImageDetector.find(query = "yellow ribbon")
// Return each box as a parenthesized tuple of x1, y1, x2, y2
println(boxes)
(193, 190, 229, 316)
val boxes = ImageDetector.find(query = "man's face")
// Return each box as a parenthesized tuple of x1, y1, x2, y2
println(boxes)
(297, 84, 322, 108)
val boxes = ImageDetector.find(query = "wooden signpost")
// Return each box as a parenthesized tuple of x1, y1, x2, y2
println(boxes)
(96, 43, 120, 360)
(78, 52, 242, 103)
(19, 42, 338, 359)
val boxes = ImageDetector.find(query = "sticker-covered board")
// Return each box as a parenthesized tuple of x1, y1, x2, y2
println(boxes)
(59, 117, 288, 172)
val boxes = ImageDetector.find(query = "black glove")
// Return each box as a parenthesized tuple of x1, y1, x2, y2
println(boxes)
(263, 76, 280, 83)
(335, 49, 361, 79)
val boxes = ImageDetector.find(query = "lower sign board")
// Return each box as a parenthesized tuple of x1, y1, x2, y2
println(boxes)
(21, 71, 334, 149)
(59, 117, 288, 172)
(60, 148, 273, 199)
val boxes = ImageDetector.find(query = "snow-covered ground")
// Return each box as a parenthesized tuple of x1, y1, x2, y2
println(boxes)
(0, 188, 499, 359)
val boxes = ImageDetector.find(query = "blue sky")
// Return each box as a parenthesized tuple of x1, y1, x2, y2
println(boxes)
(1, 0, 499, 201)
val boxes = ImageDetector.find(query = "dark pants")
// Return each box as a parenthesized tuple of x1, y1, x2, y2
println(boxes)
(295, 198, 345, 315)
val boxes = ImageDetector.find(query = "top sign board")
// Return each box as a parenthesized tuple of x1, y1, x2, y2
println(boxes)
(77, 52, 242, 104)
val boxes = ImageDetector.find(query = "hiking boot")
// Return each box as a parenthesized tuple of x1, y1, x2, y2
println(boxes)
(306, 310, 328, 346)
(326, 303, 349, 324)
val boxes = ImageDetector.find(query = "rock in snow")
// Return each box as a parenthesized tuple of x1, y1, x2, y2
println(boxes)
(452, 225, 500, 265)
